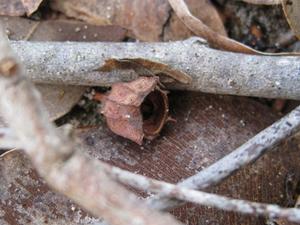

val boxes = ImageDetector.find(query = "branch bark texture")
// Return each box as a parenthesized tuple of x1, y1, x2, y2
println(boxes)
(11, 39, 300, 100)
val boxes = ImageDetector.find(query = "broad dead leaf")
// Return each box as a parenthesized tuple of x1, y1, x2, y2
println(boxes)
(0, 0, 43, 16)
(0, 150, 103, 225)
(1, 16, 126, 42)
(0, 16, 126, 121)
(282, 0, 300, 39)
(76, 92, 300, 225)
(50, 0, 226, 41)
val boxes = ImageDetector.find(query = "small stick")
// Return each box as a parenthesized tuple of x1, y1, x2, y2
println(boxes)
(10, 39, 300, 100)
(147, 105, 300, 210)
(5, 132, 300, 223)
(0, 26, 182, 225)
(103, 164, 300, 224)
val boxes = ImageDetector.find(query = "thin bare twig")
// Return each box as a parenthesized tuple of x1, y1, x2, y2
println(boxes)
(147, 105, 300, 210)
(5, 131, 300, 223)
(0, 26, 182, 225)
(11, 39, 300, 100)
(102, 165, 300, 223)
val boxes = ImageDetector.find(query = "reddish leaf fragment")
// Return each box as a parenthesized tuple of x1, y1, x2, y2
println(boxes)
(101, 76, 169, 145)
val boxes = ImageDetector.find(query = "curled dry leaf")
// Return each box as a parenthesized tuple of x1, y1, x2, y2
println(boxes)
(0, 0, 43, 16)
(168, 0, 300, 55)
(282, 0, 300, 39)
(168, 0, 260, 54)
(50, 0, 226, 41)
(101, 76, 169, 145)
(164, 0, 227, 41)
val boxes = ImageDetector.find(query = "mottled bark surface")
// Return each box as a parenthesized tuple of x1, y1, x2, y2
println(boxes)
(10, 39, 300, 100)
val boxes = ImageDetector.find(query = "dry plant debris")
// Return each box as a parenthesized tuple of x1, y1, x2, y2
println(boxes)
(10, 39, 300, 100)
(0, 26, 183, 225)
(1, 0, 300, 225)
(50, 0, 226, 41)
(282, 0, 300, 40)
(101, 76, 169, 144)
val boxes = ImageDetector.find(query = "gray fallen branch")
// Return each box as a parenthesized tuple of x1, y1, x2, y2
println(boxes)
(147, 105, 300, 210)
(103, 165, 300, 223)
(0, 27, 182, 225)
(11, 39, 300, 100)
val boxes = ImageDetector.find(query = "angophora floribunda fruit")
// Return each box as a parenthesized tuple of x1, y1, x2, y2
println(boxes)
(101, 76, 170, 144)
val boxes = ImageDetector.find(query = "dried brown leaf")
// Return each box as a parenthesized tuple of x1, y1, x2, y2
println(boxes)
(77, 92, 300, 225)
(101, 76, 169, 145)
(1, 16, 127, 42)
(282, 0, 300, 40)
(168, 0, 261, 54)
(168, 0, 300, 55)
(164, 0, 227, 41)
(50, 0, 226, 41)
(0, 0, 43, 16)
